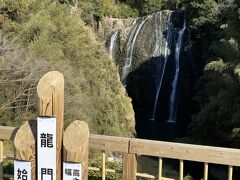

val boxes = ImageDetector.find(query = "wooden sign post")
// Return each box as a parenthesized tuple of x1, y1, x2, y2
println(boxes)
(14, 71, 91, 180)
(37, 71, 64, 180)
(14, 71, 64, 180)
(63, 121, 89, 180)
(14, 120, 37, 180)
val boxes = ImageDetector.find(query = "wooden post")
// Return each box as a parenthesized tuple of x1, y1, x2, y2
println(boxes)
(204, 162, 208, 180)
(228, 165, 233, 180)
(102, 151, 106, 180)
(14, 120, 37, 180)
(0, 140, 3, 180)
(37, 71, 64, 180)
(63, 121, 89, 180)
(179, 160, 184, 180)
(123, 153, 136, 180)
(158, 157, 162, 180)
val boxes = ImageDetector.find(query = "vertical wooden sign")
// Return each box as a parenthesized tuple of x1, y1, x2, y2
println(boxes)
(37, 71, 64, 180)
(37, 117, 56, 180)
(14, 120, 37, 180)
(63, 121, 89, 180)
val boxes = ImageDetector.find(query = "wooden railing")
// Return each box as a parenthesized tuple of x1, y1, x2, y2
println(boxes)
(1, 125, 240, 180)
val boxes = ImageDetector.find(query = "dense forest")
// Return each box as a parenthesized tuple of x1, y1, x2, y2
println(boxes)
(0, 0, 240, 149)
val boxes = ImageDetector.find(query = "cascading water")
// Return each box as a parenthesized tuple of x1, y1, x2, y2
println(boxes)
(121, 16, 150, 85)
(153, 11, 163, 57)
(168, 15, 186, 123)
(151, 11, 174, 121)
(109, 31, 119, 60)
(106, 10, 191, 139)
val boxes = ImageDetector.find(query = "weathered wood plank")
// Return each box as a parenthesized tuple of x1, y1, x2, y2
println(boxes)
(37, 71, 64, 180)
(136, 173, 155, 179)
(88, 167, 116, 173)
(14, 120, 37, 180)
(2, 126, 240, 167)
(123, 153, 136, 180)
(130, 138, 240, 166)
(63, 121, 89, 180)
(0, 126, 18, 140)
(89, 134, 130, 153)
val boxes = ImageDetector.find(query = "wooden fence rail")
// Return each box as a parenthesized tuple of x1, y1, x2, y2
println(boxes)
(1, 125, 240, 180)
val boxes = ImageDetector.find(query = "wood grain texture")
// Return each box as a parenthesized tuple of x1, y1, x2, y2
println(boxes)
(37, 71, 64, 179)
(89, 134, 130, 153)
(0, 126, 18, 140)
(136, 173, 155, 179)
(3, 125, 240, 167)
(123, 153, 136, 180)
(130, 138, 240, 166)
(63, 121, 89, 180)
(14, 120, 37, 180)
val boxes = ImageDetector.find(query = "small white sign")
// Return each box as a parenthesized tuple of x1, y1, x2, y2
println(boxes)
(37, 117, 56, 180)
(63, 162, 82, 180)
(14, 160, 31, 180)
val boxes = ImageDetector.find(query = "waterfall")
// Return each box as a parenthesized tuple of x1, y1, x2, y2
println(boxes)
(109, 31, 119, 60)
(121, 16, 150, 85)
(153, 11, 163, 57)
(168, 16, 186, 123)
(109, 10, 190, 140)
(151, 11, 174, 121)
(115, 10, 188, 125)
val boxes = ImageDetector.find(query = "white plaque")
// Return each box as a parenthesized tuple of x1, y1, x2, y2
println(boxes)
(37, 117, 56, 180)
(63, 162, 82, 180)
(14, 160, 31, 180)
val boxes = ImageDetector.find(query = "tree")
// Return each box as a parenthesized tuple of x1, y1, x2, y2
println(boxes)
(189, 0, 240, 147)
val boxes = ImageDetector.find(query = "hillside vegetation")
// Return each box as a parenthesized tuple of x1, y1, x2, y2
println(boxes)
(185, 0, 240, 147)
(0, 0, 135, 136)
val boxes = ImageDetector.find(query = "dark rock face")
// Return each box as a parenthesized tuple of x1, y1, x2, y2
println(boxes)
(107, 10, 198, 141)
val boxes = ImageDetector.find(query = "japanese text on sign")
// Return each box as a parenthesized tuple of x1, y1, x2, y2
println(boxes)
(63, 162, 82, 180)
(14, 160, 31, 180)
(37, 117, 56, 180)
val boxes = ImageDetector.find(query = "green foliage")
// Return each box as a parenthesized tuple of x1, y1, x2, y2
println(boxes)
(3, 160, 13, 175)
(120, 0, 180, 15)
(0, 0, 135, 136)
(141, 0, 163, 14)
(89, 159, 122, 180)
(204, 59, 228, 73)
(187, 0, 219, 28)
(186, 0, 240, 147)
(0, 0, 32, 21)
(79, 0, 138, 24)
(191, 71, 240, 146)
